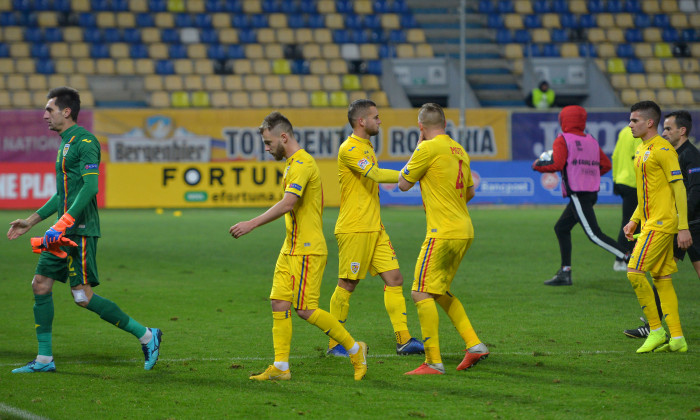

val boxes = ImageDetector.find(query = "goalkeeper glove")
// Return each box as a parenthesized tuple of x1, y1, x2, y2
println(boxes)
(42, 213, 75, 247)
(31, 236, 77, 259)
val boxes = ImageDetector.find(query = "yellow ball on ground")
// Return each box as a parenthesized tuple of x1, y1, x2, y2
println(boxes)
(173, 210, 182, 217)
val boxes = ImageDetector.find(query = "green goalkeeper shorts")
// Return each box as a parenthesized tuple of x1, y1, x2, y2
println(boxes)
(35, 235, 100, 287)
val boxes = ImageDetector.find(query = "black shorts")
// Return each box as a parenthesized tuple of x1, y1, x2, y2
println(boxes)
(673, 226, 700, 262)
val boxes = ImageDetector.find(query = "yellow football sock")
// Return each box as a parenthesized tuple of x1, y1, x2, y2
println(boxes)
(436, 292, 481, 349)
(272, 310, 292, 363)
(384, 285, 410, 344)
(307, 308, 355, 350)
(653, 277, 683, 337)
(416, 298, 441, 364)
(328, 286, 351, 348)
(628, 272, 662, 330)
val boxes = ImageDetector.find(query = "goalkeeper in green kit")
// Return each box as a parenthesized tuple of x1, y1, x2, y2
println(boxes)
(6, 87, 162, 373)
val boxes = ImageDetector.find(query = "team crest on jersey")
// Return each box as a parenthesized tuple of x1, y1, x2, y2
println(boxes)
(62, 144, 71, 156)
(357, 158, 369, 170)
(350, 262, 360, 274)
(643, 150, 651, 162)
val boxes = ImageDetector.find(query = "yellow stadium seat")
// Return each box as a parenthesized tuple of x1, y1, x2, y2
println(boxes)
(212, 13, 230, 28)
(642, 0, 660, 13)
(607, 28, 624, 43)
(242, 0, 262, 13)
(72, 0, 90, 11)
(141, 28, 161, 43)
(302, 75, 322, 91)
(302, 44, 322, 59)
(135, 59, 154, 75)
(282, 75, 301, 91)
(309, 59, 329, 74)
(597, 43, 616, 58)
(191, 91, 210, 107)
(317, 0, 335, 13)
(233, 59, 252, 74)
(662, 59, 681, 73)
(514, 0, 533, 14)
(116, 58, 135, 75)
(243, 74, 262, 90)
(269, 13, 287, 28)
(257, 28, 275, 44)
(532, 29, 551, 43)
(194, 59, 213, 74)
(665, 74, 684, 89)
(610, 74, 628, 89)
(12, 91, 31, 108)
(381, 14, 400, 29)
(681, 58, 700, 73)
(569, 0, 587, 13)
(406, 29, 426, 43)
(295, 28, 313, 44)
(116, 12, 135, 27)
(362, 75, 380, 91)
(328, 59, 347, 74)
(31, 91, 47, 107)
(96, 59, 115, 75)
(96, 12, 115, 27)
(129, 0, 148, 12)
(231, 92, 250, 108)
(691, 43, 700, 58)
(541, 13, 561, 28)
(269, 91, 290, 107)
(342, 74, 361, 91)
(68, 74, 88, 90)
(683, 74, 700, 89)
(55, 59, 75, 74)
(676, 89, 695, 105)
(0, 91, 10, 108)
(80, 90, 94, 107)
(621, 89, 639, 105)
(211, 91, 230, 108)
(27, 75, 47, 91)
(219, 28, 238, 43)
(184, 75, 203, 90)
(224, 75, 242, 90)
(187, 44, 207, 59)
(661, 1, 678, 12)
(10, 43, 30, 58)
(0, 77, 7, 91)
(174, 59, 193, 74)
(203, 75, 223, 91)
(313, 29, 332, 43)
(250, 91, 270, 108)
(7, 74, 26, 90)
(638, 88, 656, 102)
(186, 0, 205, 12)
(171, 91, 190, 107)
(48, 74, 68, 88)
(37, 11, 58, 26)
(656, 89, 675, 106)
(607, 58, 626, 73)
(325, 13, 344, 29)
(264, 44, 284, 59)
(310, 91, 329, 107)
(370, 91, 389, 107)
(330, 91, 349, 107)
(615, 13, 634, 28)
(144, 75, 164, 91)
(252, 59, 271, 74)
(628, 74, 647, 89)
(2, 27, 23, 42)
(643, 28, 661, 42)
(349, 90, 368, 103)
(644, 58, 663, 72)
(272, 59, 291, 75)
(634, 44, 654, 58)
(654, 43, 672, 58)
(560, 43, 579, 58)
(167, 0, 185, 12)
(322, 44, 341, 59)
(504, 14, 523, 29)
(396, 44, 415, 58)
(154, 12, 174, 27)
(670, 13, 689, 28)
(290, 91, 310, 107)
(354, 0, 373, 14)
(504, 44, 523, 59)
(321, 75, 341, 91)
(263, 75, 282, 91)
(245, 44, 264, 59)
(15, 58, 35, 73)
(164, 75, 183, 90)
(110, 43, 129, 59)
(597, 13, 615, 28)
(690, 14, 700, 28)
(416, 44, 433, 58)
(360, 44, 379, 60)
(647, 73, 665, 88)
(149, 43, 168, 59)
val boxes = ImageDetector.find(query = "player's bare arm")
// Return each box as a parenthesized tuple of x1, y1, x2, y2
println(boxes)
(7, 213, 43, 240)
(230, 192, 299, 238)
(623, 220, 638, 241)
(398, 174, 414, 192)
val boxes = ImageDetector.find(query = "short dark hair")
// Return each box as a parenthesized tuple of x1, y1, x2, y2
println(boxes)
(47, 86, 81, 122)
(418, 103, 446, 128)
(259, 111, 294, 136)
(665, 110, 692, 137)
(630, 100, 661, 128)
(347, 99, 376, 128)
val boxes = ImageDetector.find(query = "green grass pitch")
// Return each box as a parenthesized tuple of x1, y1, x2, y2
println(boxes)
(1, 206, 699, 419)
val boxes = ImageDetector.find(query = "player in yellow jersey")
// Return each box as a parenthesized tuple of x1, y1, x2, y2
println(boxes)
(398, 103, 489, 375)
(230, 112, 368, 380)
(623, 101, 691, 354)
(328, 99, 424, 357)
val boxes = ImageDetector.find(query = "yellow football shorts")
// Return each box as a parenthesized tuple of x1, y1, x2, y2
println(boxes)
(336, 229, 399, 280)
(628, 229, 677, 277)
(412, 238, 472, 295)
(270, 253, 326, 310)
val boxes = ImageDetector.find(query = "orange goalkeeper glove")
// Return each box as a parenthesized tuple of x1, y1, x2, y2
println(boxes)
(42, 213, 75, 248)
(31, 236, 77, 259)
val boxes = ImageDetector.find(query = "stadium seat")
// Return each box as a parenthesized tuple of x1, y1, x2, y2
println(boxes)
(676, 89, 694, 105)
(191, 91, 210, 107)
(171, 91, 190, 107)
(654, 43, 672, 58)
(370, 91, 389, 107)
(616, 44, 635, 58)
(634, 43, 653, 58)
(663, 59, 682, 73)
(665, 74, 684, 88)
(610, 74, 629, 89)
(646, 73, 665, 88)
(683, 73, 700, 89)
(560, 43, 579, 57)
(607, 58, 626, 73)
(310, 90, 329, 107)
(620, 88, 639, 105)
(542, 14, 561, 28)
(270, 91, 290, 107)
(626, 58, 645, 73)
(249, 91, 269, 108)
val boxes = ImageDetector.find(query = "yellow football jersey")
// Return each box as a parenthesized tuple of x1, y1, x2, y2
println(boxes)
(334, 134, 382, 234)
(281, 149, 327, 256)
(633, 135, 684, 234)
(401, 134, 474, 239)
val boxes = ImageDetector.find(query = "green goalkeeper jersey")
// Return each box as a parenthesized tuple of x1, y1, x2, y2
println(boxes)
(38, 124, 101, 237)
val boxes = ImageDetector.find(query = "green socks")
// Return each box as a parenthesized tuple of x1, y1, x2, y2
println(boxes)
(34, 293, 54, 357)
(86, 294, 147, 338)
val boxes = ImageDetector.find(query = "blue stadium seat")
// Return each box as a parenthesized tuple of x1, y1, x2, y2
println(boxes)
(616, 43, 635, 58)
(560, 13, 579, 28)
(653, 14, 670, 28)
(391, 0, 409, 13)
(103, 28, 121, 43)
(300, 0, 316, 13)
(35, 0, 51, 10)
(123, 28, 141, 44)
(112, 0, 129, 11)
(579, 43, 597, 57)
(514, 29, 531, 43)
(345, 15, 363, 29)
(36, 58, 54, 74)
(31, 43, 50, 58)
(662, 28, 679, 43)
(524, 44, 543, 57)
(262, 0, 280, 12)
(634, 14, 651, 27)
(400, 14, 417, 28)
(83, 28, 103, 43)
(288, 14, 305, 28)
(0, 12, 17, 26)
(12, 0, 32, 12)
(232, 14, 250, 28)
(588, 0, 605, 13)
(364, 14, 380, 29)
(552, 0, 568, 13)
(379, 44, 396, 58)
(389, 29, 406, 43)
(78, 12, 97, 27)
(90, 43, 110, 58)
(207, 45, 226, 60)
(351, 30, 370, 44)
(551, 29, 568, 42)
(626, 58, 644, 73)
(22, 12, 37, 26)
(169, 44, 187, 59)
(624, 0, 640, 11)
(533, 0, 550, 13)
(523, 15, 542, 28)
(174, 14, 193, 27)
(681, 29, 698, 42)
(136, 13, 155, 27)
(91, 0, 110, 11)
(497, 0, 514, 13)
(222, 0, 242, 12)
(24, 28, 43, 43)
(149, 0, 167, 12)
(200, 29, 218, 43)
(333, 30, 351, 44)
(307, 14, 324, 28)
(155, 59, 174, 74)
(336, 0, 352, 14)
(487, 15, 504, 28)
(238, 28, 257, 43)
(44, 27, 62, 42)
(280, 1, 299, 13)
(478, 0, 496, 13)
(367, 60, 382, 75)
(579, 14, 596, 28)
(228, 44, 245, 59)
(130, 44, 149, 58)
(370, 29, 387, 43)
(291, 59, 310, 74)
(161, 29, 179, 43)
(625, 29, 643, 42)
(373, 0, 390, 13)
(543, 44, 560, 57)
(0, 43, 9, 57)
(205, 0, 223, 11)
(194, 14, 212, 28)
(249, 14, 268, 28)
(495, 29, 513, 43)
(607, 0, 623, 12)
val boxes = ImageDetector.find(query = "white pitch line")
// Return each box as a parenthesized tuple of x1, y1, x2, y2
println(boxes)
(0, 403, 51, 420)
(0, 350, 626, 367)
